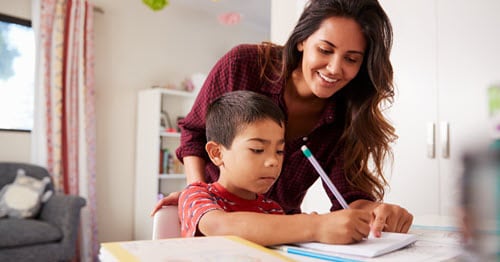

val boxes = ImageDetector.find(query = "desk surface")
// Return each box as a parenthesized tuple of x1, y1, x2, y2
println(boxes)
(100, 215, 467, 262)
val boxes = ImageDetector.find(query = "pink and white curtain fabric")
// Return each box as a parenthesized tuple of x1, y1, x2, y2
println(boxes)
(32, 0, 98, 260)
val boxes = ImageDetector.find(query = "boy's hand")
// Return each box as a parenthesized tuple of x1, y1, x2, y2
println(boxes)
(315, 209, 371, 244)
(150, 191, 181, 216)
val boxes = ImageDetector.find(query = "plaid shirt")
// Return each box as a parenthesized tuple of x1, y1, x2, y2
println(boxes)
(176, 44, 373, 214)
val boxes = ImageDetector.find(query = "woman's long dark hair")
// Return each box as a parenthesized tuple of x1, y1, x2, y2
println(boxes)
(259, 0, 396, 201)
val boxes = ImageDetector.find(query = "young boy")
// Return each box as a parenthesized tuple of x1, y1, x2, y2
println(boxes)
(178, 90, 286, 238)
(178, 90, 372, 246)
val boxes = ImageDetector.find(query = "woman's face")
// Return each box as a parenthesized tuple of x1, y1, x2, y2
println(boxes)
(297, 16, 366, 99)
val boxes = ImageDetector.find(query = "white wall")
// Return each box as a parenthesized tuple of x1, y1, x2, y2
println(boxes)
(0, 0, 269, 242)
(270, 0, 307, 45)
(0, 131, 31, 161)
(0, 0, 30, 18)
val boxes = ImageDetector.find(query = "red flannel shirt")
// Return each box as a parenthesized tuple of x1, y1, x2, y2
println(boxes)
(179, 182, 284, 237)
(176, 44, 374, 214)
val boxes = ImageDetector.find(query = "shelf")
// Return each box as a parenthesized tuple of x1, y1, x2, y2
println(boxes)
(135, 88, 194, 240)
(156, 88, 196, 98)
(159, 174, 185, 179)
(160, 131, 181, 137)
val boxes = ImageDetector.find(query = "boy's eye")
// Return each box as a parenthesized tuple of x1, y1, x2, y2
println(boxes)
(250, 148, 264, 153)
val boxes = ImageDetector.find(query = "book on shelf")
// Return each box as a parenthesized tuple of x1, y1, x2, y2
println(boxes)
(158, 148, 171, 174)
(159, 148, 184, 175)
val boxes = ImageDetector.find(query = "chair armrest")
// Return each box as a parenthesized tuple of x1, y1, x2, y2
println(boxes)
(39, 194, 86, 253)
(152, 205, 181, 239)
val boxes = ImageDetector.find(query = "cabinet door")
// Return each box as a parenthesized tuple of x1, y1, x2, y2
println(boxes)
(380, 0, 441, 216)
(382, 0, 500, 217)
(437, 0, 500, 215)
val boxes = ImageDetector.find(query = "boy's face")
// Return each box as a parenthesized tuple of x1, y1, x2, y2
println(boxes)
(211, 118, 285, 200)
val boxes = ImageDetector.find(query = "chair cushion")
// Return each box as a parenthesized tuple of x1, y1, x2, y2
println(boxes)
(0, 218, 62, 248)
(0, 171, 52, 219)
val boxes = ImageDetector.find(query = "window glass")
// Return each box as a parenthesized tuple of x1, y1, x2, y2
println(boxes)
(0, 14, 34, 132)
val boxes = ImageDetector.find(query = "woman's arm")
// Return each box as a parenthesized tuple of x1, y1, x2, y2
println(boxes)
(183, 156, 207, 184)
(199, 209, 372, 246)
(150, 156, 207, 215)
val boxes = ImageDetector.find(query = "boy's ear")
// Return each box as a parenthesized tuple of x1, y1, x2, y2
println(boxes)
(205, 141, 223, 166)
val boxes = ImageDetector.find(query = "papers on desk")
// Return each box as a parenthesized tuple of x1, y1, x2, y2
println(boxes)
(295, 232, 416, 257)
(99, 235, 293, 262)
(277, 232, 417, 261)
(276, 226, 464, 262)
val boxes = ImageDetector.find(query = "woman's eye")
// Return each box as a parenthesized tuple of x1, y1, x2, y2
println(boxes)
(250, 148, 264, 153)
(319, 47, 332, 54)
(345, 57, 360, 64)
(277, 150, 285, 155)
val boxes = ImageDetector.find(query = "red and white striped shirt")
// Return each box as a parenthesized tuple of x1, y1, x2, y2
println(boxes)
(179, 181, 284, 237)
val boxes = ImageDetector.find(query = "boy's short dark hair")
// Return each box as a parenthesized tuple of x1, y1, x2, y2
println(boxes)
(206, 90, 285, 148)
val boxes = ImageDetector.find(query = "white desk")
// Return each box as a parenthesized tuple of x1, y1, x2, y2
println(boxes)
(100, 215, 469, 262)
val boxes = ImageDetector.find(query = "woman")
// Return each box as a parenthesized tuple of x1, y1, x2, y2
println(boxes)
(152, 0, 412, 240)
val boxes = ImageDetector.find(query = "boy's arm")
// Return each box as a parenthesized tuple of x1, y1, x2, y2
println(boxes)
(198, 209, 372, 246)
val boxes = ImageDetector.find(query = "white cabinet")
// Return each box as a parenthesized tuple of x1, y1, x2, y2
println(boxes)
(381, 0, 500, 217)
(134, 88, 195, 240)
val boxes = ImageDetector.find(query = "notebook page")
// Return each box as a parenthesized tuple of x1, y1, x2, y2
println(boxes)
(295, 232, 417, 258)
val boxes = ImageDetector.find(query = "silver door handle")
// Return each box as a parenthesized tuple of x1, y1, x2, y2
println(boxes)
(441, 122, 450, 158)
(427, 122, 435, 158)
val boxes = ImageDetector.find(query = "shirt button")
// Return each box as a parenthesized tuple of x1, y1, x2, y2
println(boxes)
(302, 137, 308, 142)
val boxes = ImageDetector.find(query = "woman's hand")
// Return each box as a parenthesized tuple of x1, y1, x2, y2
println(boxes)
(150, 191, 181, 216)
(370, 203, 413, 237)
(349, 200, 413, 237)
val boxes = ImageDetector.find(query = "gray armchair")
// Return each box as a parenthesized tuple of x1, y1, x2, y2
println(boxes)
(0, 162, 86, 262)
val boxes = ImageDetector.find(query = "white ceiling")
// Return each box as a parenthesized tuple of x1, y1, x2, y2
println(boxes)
(176, 0, 270, 31)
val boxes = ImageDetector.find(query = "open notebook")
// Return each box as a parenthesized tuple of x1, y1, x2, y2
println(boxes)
(278, 232, 417, 260)
(100, 235, 293, 262)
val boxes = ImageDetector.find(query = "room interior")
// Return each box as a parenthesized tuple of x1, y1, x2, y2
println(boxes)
(1, 0, 499, 259)
(0, 0, 282, 244)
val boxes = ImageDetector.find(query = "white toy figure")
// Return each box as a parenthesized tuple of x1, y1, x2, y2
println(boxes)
(0, 169, 53, 218)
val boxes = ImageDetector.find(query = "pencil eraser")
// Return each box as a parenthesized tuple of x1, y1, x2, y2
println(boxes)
(301, 145, 312, 157)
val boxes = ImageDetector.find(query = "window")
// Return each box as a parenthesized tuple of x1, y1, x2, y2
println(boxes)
(0, 13, 34, 132)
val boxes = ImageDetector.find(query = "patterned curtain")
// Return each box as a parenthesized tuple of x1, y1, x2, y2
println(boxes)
(31, 0, 98, 260)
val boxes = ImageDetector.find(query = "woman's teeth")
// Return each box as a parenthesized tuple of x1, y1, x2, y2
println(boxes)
(319, 72, 338, 83)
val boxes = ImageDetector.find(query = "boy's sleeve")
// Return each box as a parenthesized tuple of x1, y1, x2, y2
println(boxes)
(178, 183, 223, 237)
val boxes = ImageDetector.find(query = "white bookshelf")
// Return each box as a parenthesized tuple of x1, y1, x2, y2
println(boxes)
(134, 88, 196, 240)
